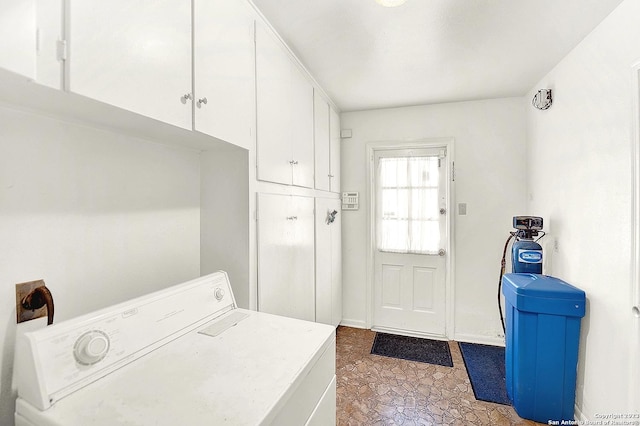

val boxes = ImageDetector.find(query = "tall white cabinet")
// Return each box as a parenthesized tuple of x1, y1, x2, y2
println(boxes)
(257, 193, 315, 322)
(254, 21, 342, 327)
(315, 198, 342, 327)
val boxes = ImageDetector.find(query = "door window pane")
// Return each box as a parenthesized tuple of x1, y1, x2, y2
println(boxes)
(377, 156, 440, 254)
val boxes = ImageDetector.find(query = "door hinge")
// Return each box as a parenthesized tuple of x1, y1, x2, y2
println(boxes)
(451, 161, 456, 182)
(56, 40, 67, 62)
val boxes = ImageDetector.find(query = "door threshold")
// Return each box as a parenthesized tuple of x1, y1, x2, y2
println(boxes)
(371, 326, 448, 341)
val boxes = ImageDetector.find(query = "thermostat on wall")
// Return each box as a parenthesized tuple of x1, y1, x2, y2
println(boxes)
(342, 192, 359, 210)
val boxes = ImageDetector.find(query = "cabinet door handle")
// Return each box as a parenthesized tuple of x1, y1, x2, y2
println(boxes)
(181, 93, 192, 103)
(328, 174, 334, 178)
(197, 97, 208, 107)
(289, 160, 299, 165)
(286, 216, 298, 221)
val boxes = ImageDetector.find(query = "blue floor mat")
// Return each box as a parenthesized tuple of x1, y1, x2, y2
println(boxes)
(458, 342, 511, 405)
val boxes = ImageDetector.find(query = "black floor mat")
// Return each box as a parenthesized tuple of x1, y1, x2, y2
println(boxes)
(370, 332, 453, 367)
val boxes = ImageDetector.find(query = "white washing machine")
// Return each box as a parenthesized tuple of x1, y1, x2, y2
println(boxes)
(13, 271, 336, 426)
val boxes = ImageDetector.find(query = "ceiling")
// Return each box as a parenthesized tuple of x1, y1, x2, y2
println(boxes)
(251, 0, 624, 112)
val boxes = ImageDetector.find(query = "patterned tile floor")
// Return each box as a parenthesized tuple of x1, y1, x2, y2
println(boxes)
(336, 326, 545, 426)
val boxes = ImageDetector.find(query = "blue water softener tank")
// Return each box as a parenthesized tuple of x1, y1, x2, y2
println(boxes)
(502, 273, 586, 423)
(512, 239, 543, 274)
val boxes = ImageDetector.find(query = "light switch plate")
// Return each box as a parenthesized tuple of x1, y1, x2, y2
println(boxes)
(16, 279, 48, 323)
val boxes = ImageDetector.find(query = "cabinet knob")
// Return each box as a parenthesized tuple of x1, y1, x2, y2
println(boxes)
(286, 216, 298, 221)
(181, 93, 192, 104)
(328, 174, 334, 178)
(197, 97, 208, 107)
(289, 160, 299, 165)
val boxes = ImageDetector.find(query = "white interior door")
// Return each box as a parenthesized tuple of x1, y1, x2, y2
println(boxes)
(373, 147, 448, 337)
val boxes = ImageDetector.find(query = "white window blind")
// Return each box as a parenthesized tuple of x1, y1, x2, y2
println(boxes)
(376, 156, 440, 255)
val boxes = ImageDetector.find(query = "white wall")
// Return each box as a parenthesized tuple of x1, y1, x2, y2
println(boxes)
(525, 0, 640, 416)
(0, 105, 201, 424)
(201, 148, 250, 308)
(340, 98, 527, 343)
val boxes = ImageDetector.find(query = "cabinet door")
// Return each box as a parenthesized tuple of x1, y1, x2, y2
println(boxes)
(36, 0, 63, 89)
(314, 90, 330, 192)
(290, 65, 314, 188)
(0, 0, 35, 79)
(194, 0, 254, 149)
(329, 107, 341, 193)
(330, 198, 342, 326)
(68, 0, 192, 129)
(290, 195, 315, 321)
(256, 24, 291, 185)
(315, 198, 342, 327)
(258, 194, 315, 322)
(257, 193, 291, 317)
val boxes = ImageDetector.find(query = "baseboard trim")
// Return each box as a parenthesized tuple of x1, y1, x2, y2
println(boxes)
(339, 319, 367, 329)
(454, 333, 505, 347)
(574, 403, 587, 422)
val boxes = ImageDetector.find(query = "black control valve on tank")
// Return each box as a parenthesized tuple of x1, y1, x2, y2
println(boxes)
(512, 216, 544, 241)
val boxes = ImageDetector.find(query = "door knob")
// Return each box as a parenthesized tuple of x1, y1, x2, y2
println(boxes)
(439, 208, 446, 215)
(438, 249, 446, 256)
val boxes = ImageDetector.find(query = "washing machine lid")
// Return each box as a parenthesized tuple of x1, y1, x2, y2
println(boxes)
(15, 272, 238, 411)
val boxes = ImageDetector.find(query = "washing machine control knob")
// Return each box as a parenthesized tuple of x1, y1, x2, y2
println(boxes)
(214, 287, 225, 301)
(73, 330, 110, 365)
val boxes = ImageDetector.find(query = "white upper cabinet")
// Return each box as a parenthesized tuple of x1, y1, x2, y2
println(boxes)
(256, 23, 314, 188)
(256, 23, 291, 185)
(329, 107, 341, 193)
(290, 65, 314, 188)
(67, 0, 192, 129)
(0, 0, 36, 79)
(193, 0, 254, 149)
(314, 90, 330, 192)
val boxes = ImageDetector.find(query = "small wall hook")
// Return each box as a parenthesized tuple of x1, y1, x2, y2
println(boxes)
(327, 209, 338, 224)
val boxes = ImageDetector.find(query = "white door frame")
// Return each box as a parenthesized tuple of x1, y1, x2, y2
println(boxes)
(365, 138, 455, 338)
